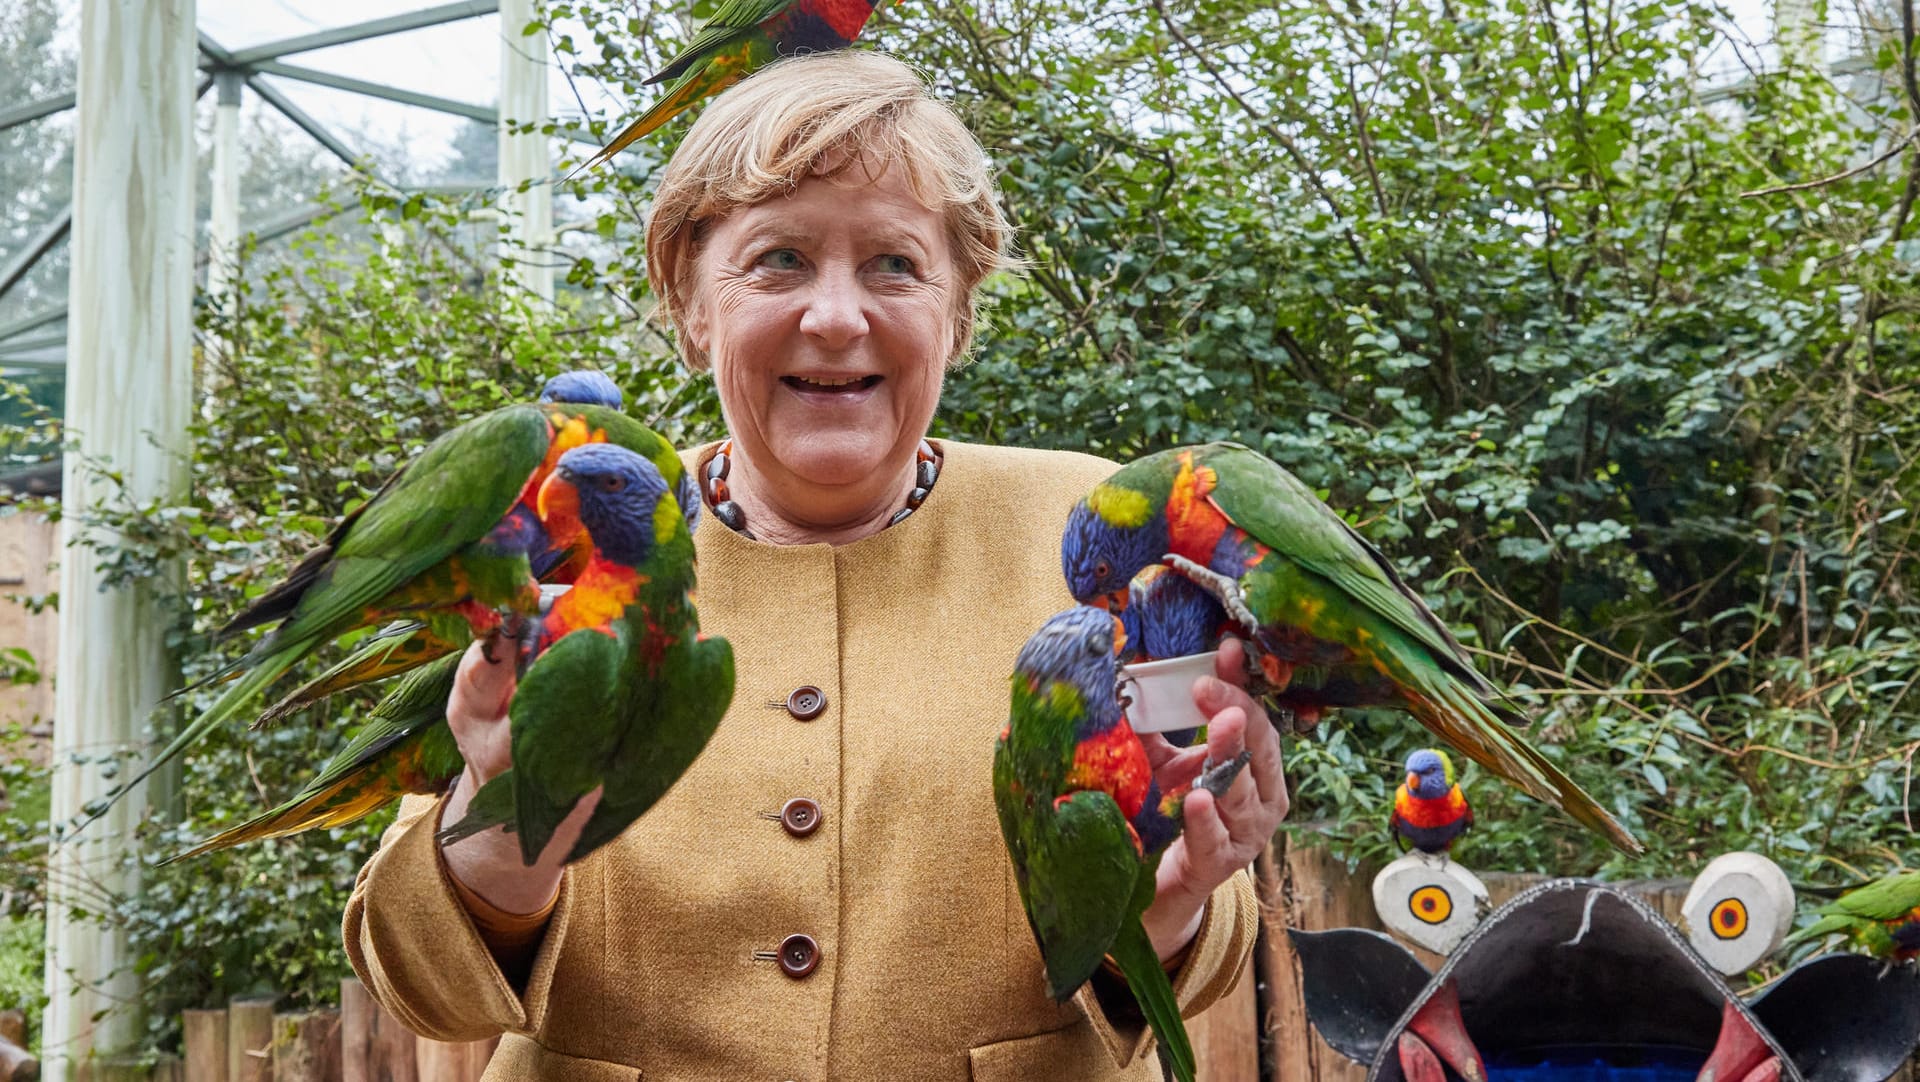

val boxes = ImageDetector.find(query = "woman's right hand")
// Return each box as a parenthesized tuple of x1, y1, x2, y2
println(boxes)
(439, 633, 602, 915)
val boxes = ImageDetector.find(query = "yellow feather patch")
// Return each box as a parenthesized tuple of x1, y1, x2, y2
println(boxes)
(653, 491, 684, 544)
(1087, 482, 1152, 528)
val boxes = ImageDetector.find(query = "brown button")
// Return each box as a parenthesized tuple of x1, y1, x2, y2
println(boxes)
(786, 685, 826, 721)
(781, 797, 822, 837)
(778, 933, 820, 978)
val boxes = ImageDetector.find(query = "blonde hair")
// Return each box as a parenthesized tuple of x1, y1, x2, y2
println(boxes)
(645, 50, 1013, 371)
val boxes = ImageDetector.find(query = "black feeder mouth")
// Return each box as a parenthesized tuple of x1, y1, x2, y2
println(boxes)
(1292, 879, 1920, 1082)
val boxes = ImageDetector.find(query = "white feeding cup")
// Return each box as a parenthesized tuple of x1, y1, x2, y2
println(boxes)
(1119, 650, 1220, 734)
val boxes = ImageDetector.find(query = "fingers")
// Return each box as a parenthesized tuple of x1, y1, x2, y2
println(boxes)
(448, 638, 518, 785)
(451, 636, 517, 730)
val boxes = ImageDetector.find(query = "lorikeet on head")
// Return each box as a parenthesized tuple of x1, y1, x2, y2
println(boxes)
(1060, 441, 1642, 855)
(251, 393, 698, 728)
(1784, 871, 1920, 962)
(993, 606, 1247, 1082)
(1390, 748, 1473, 856)
(439, 443, 734, 864)
(580, 0, 883, 170)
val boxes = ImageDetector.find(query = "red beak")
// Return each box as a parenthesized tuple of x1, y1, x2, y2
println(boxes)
(536, 470, 584, 547)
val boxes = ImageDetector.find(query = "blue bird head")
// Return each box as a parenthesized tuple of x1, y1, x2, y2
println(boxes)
(1130, 565, 1224, 660)
(539, 370, 624, 408)
(545, 443, 670, 567)
(1404, 748, 1456, 799)
(1013, 606, 1127, 734)
(1061, 493, 1169, 612)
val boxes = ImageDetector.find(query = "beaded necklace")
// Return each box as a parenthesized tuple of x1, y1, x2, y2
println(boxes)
(703, 438, 940, 541)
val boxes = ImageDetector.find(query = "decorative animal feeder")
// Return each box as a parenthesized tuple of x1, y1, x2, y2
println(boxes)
(1292, 853, 1920, 1082)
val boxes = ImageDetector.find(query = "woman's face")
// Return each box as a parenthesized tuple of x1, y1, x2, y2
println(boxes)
(687, 160, 957, 497)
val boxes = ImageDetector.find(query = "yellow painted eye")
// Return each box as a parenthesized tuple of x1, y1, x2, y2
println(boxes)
(1410, 886, 1453, 925)
(1711, 897, 1749, 940)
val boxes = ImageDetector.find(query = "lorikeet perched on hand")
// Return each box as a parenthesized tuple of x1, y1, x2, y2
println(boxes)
(1390, 748, 1473, 856)
(252, 394, 697, 728)
(105, 390, 695, 824)
(993, 606, 1247, 1082)
(581, 0, 883, 169)
(1784, 871, 1920, 962)
(439, 443, 734, 865)
(1060, 441, 1642, 854)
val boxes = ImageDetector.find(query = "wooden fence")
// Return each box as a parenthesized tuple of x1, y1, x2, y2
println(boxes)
(8, 835, 1919, 1081)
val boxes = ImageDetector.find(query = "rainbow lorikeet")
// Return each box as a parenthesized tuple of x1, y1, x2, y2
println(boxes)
(439, 443, 735, 864)
(1060, 442, 1642, 855)
(103, 393, 694, 824)
(1784, 871, 1920, 962)
(993, 606, 1248, 1082)
(1389, 748, 1473, 856)
(581, 0, 883, 169)
(251, 389, 697, 728)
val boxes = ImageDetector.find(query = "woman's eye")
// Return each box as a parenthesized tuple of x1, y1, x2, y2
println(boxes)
(756, 249, 803, 270)
(873, 254, 915, 275)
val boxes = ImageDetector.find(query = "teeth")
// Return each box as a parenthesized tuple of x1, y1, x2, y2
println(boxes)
(793, 375, 865, 388)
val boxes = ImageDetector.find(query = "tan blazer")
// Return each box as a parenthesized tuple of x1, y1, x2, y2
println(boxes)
(344, 439, 1259, 1081)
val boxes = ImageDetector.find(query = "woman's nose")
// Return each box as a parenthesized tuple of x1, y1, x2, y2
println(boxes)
(798, 267, 870, 347)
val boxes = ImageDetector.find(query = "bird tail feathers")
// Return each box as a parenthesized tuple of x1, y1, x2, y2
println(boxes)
(1109, 919, 1195, 1082)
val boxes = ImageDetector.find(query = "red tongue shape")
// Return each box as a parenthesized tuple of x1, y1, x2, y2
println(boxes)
(1398, 1033, 1448, 1082)
(1406, 980, 1486, 1082)
(1697, 1001, 1773, 1082)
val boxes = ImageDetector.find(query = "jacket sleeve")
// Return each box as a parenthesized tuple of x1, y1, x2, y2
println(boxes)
(342, 793, 580, 1042)
(1073, 868, 1260, 1071)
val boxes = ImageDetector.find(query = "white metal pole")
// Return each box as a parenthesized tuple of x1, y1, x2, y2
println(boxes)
(204, 71, 243, 416)
(44, 0, 198, 1077)
(207, 72, 243, 330)
(498, 0, 553, 301)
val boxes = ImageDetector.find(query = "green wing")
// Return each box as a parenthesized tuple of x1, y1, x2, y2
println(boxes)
(269, 405, 553, 641)
(1013, 788, 1142, 1001)
(504, 624, 629, 863)
(1200, 442, 1507, 705)
(565, 629, 734, 862)
(647, 0, 793, 85)
(1831, 872, 1920, 922)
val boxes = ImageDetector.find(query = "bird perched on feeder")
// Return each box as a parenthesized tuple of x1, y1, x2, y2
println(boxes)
(1060, 441, 1642, 854)
(439, 443, 734, 864)
(1784, 870, 1920, 963)
(1390, 748, 1473, 857)
(581, 0, 884, 170)
(993, 606, 1248, 1082)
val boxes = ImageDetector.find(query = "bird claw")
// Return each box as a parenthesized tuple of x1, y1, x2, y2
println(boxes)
(1196, 750, 1253, 799)
(1162, 553, 1260, 637)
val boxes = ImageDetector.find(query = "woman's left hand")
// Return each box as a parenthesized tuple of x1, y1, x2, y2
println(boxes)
(1136, 635, 1292, 961)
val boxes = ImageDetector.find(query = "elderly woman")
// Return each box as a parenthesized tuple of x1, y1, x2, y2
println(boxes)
(344, 50, 1289, 1081)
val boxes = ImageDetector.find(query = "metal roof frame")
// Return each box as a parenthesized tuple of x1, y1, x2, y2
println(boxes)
(0, 0, 604, 372)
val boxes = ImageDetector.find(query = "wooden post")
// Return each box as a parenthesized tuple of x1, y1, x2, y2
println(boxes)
(497, 0, 553, 300)
(1257, 833, 1372, 1082)
(1189, 960, 1260, 1082)
(414, 1037, 496, 1082)
(340, 979, 416, 1082)
(271, 1011, 340, 1082)
(227, 999, 275, 1082)
(43, 1, 198, 1079)
(0, 1031, 37, 1082)
(182, 1008, 228, 1082)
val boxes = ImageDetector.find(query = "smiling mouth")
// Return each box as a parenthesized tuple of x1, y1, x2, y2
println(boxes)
(783, 374, 883, 393)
